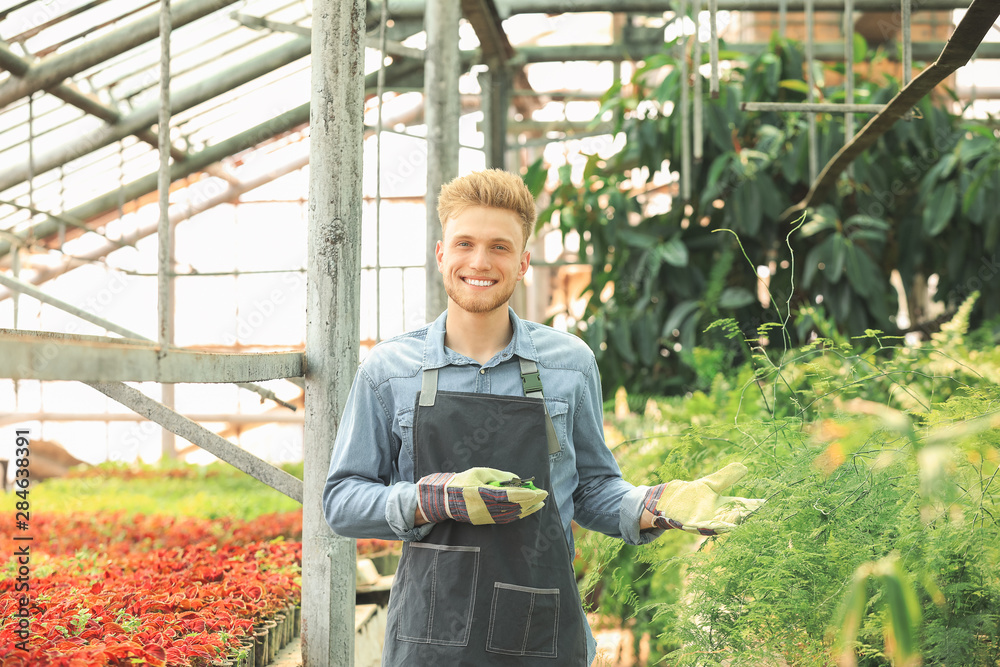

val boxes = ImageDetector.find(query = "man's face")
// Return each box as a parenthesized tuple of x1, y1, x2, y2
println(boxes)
(436, 206, 530, 315)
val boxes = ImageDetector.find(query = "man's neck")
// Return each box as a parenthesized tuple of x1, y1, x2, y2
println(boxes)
(443, 304, 514, 366)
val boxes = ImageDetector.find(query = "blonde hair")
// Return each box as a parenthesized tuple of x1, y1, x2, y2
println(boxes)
(437, 169, 537, 249)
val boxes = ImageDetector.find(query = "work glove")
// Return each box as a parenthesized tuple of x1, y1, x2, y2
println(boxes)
(643, 462, 763, 536)
(417, 467, 548, 525)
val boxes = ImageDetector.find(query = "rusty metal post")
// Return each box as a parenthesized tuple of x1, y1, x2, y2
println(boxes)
(424, 0, 461, 321)
(303, 0, 364, 662)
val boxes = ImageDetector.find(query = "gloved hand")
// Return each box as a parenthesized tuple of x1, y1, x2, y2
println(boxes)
(417, 467, 548, 525)
(643, 462, 763, 536)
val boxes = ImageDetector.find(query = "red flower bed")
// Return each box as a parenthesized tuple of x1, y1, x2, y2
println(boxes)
(28, 510, 304, 558)
(1, 513, 301, 666)
(1, 540, 300, 665)
(1, 510, 399, 665)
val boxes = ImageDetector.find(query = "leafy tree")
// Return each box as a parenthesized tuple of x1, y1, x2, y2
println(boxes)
(529, 34, 1000, 398)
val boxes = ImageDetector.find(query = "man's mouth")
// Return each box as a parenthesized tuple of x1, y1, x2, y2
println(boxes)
(463, 277, 496, 287)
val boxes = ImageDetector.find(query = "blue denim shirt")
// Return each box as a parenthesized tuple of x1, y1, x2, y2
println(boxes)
(322, 308, 664, 662)
(323, 306, 662, 547)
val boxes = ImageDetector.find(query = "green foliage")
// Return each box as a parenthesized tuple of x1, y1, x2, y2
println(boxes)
(32, 461, 302, 520)
(584, 308, 1000, 666)
(536, 35, 1000, 399)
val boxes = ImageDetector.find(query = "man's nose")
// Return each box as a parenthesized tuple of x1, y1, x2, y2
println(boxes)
(469, 246, 491, 269)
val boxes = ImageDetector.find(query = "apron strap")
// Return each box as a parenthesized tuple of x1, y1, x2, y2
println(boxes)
(419, 360, 561, 455)
(519, 358, 544, 399)
(519, 358, 561, 455)
(419, 368, 438, 406)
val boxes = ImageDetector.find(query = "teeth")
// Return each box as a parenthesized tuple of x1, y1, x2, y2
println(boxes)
(466, 279, 494, 287)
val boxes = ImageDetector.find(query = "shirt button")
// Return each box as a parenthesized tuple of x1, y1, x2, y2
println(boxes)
(479, 369, 485, 374)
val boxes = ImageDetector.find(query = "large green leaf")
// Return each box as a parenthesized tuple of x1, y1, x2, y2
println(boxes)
(654, 69, 680, 106)
(611, 316, 637, 363)
(706, 98, 735, 153)
(799, 204, 838, 238)
(657, 237, 689, 267)
(852, 32, 868, 63)
(718, 286, 756, 309)
(874, 558, 922, 667)
(828, 235, 848, 283)
(637, 311, 659, 367)
(778, 79, 809, 95)
(844, 215, 889, 243)
(522, 157, 548, 199)
(782, 130, 808, 184)
(734, 182, 762, 235)
(845, 243, 882, 298)
(617, 226, 659, 248)
(758, 174, 786, 220)
(662, 300, 701, 338)
(922, 181, 957, 237)
(802, 243, 823, 289)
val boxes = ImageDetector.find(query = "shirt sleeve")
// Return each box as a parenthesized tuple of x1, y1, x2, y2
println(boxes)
(569, 357, 664, 546)
(322, 367, 433, 542)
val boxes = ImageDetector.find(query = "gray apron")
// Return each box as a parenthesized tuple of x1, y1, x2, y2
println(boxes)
(382, 359, 589, 665)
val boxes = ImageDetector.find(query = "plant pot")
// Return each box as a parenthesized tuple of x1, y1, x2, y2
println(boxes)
(264, 620, 278, 662)
(253, 628, 269, 667)
(273, 613, 286, 649)
(285, 603, 295, 642)
(239, 639, 255, 667)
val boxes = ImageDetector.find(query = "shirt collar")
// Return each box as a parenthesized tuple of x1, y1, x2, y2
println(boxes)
(422, 306, 540, 370)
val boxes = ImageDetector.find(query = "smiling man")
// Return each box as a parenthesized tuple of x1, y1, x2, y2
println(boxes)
(323, 169, 761, 666)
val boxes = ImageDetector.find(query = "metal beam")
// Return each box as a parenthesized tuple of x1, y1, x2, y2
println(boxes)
(512, 42, 1000, 64)
(0, 271, 142, 338)
(742, 102, 885, 113)
(461, 0, 514, 61)
(0, 36, 311, 195)
(481, 61, 511, 168)
(0, 328, 304, 382)
(0, 42, 191, 169)
(375, 0, 975, 15)
(0, 412, 304, 426)
(781, 0, 1000, 222)
(0, 270, 298, 409)
(86, 380, 304, 503)
(424, 0, 461, 322)
(0, 102, 310, 262)
(0, 143, 309, 296)
(0, 0, 241, 110)
(238, 13, 424, 61)
(304, 0, 364, 662)
(463, 0, 512, 169)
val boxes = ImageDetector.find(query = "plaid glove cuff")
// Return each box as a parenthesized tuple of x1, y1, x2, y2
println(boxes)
(418, 472, 456, 524)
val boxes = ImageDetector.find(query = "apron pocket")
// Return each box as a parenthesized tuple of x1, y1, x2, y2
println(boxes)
(395, 543, 480, 646)
(486, 582, 560, 658)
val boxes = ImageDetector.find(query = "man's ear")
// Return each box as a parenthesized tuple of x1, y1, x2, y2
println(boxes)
(435, 240, 444, 272)
(517, 250, 530, 281)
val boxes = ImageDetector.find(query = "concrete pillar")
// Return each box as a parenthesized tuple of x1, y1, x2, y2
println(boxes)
(303, 0, 365, 663)
(424, 0, 461, 321)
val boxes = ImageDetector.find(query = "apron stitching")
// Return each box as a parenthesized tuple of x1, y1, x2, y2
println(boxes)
(427, 549, 438, 641)
(522, 591, 535, 654)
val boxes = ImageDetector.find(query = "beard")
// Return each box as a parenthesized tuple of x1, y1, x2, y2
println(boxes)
(442, 275, 517, 314)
